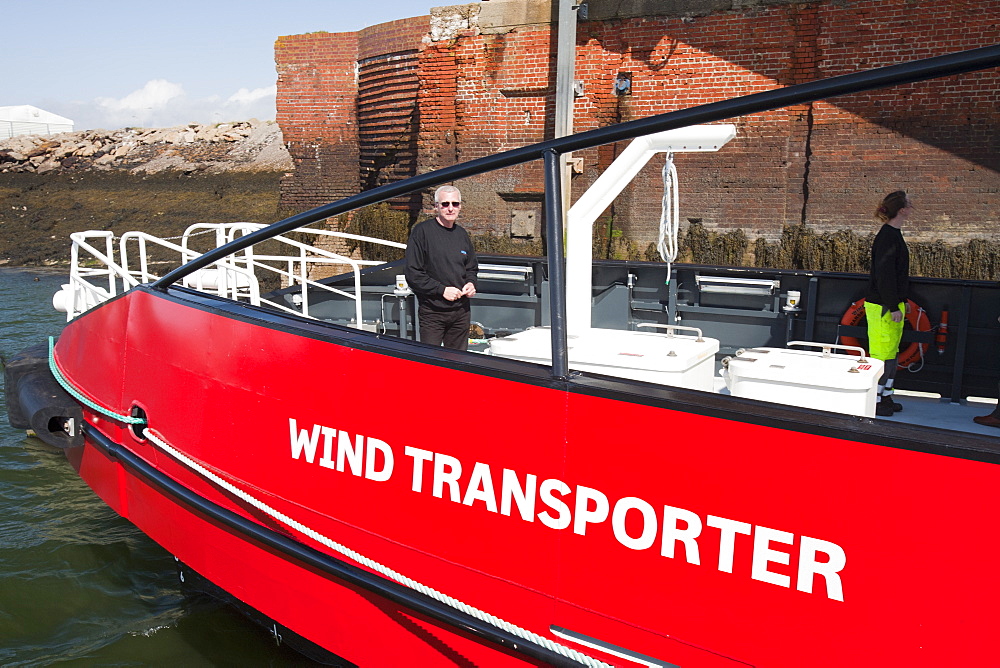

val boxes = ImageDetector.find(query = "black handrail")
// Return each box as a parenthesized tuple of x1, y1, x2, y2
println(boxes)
(151, 44, 1000, 292)
(543, 148, 570, 379)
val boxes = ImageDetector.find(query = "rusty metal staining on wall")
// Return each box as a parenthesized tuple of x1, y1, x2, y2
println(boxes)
(357, 51, 421, 194)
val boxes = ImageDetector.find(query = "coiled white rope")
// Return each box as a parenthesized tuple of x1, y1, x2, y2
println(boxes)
(143, 429, 610, 667)
(656, 153, 679, 285)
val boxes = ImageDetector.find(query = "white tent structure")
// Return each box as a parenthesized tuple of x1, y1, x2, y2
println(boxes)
(0, 105, 74, 140)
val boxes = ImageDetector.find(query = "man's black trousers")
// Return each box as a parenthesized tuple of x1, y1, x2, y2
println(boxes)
(418, 304, 471, 351)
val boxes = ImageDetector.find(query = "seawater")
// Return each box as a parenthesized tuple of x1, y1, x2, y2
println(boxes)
(0, 268, 314, 666)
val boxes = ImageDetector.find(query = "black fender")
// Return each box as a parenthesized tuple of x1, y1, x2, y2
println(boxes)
(4, 342, 84, 448)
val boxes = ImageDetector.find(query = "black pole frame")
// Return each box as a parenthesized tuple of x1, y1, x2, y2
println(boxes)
(543, 148, 570, 379)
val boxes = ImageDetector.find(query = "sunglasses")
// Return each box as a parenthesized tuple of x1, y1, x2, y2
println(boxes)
(437, 201, 461, 208)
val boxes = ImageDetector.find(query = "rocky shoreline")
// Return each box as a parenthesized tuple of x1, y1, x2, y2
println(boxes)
(0, 119, 292, 175)
(0, 120, 295, 267)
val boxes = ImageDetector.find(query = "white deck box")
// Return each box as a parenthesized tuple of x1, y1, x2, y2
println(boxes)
(722, 344, 885, 417)
(489, 326, 720, 392)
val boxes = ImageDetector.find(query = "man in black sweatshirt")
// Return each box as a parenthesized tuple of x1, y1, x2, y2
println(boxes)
(404, 185, 479, 350)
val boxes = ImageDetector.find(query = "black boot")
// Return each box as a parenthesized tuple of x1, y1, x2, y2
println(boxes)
(876, 395, 896, 417)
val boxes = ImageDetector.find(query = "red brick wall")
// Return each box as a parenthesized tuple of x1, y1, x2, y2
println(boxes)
(276, 0, 999, 248)
(801, 1, 999, 241)
(276, 31, 361, 208)
(416, 27, 556, 235)
(357, 18, 429, 206)
(276, 17, 429, 210)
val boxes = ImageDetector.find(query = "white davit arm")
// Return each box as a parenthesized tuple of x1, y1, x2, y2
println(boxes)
(565, 124, 736, 335)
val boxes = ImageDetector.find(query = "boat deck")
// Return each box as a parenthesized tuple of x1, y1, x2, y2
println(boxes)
(710, 374, 1000, 437)
(877, 390, 999, 436)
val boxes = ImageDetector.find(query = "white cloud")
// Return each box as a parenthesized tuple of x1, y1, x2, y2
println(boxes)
(97, 79, 185, 113)
(227, 85, 277, 105)
(56, 79, 277, 131)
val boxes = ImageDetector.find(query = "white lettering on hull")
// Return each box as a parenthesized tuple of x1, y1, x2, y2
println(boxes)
(289, 418, 846, 601)
(289, 418, 394, 481)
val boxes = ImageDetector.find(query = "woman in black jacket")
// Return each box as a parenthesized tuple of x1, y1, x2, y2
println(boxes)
(865, 190, 912, 417)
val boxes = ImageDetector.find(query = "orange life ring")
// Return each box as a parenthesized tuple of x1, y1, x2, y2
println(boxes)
(838, 298, 931, 369)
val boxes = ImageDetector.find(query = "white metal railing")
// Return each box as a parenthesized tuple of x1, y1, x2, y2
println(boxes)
(54, 223, 406, 325)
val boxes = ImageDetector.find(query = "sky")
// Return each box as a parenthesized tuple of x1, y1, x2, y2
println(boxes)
(6, 0, 431, 132)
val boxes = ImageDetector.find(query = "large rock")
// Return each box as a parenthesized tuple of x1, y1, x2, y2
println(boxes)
(74, 142, 100, 157)
(0, 119, 292, 174)
(26, 140, 60, 158)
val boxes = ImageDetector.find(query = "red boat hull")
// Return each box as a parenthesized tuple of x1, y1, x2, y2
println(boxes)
(54, 287, 1000, 667)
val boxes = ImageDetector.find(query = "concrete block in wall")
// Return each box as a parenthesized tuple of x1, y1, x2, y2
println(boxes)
(510, 209, 537, 238)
